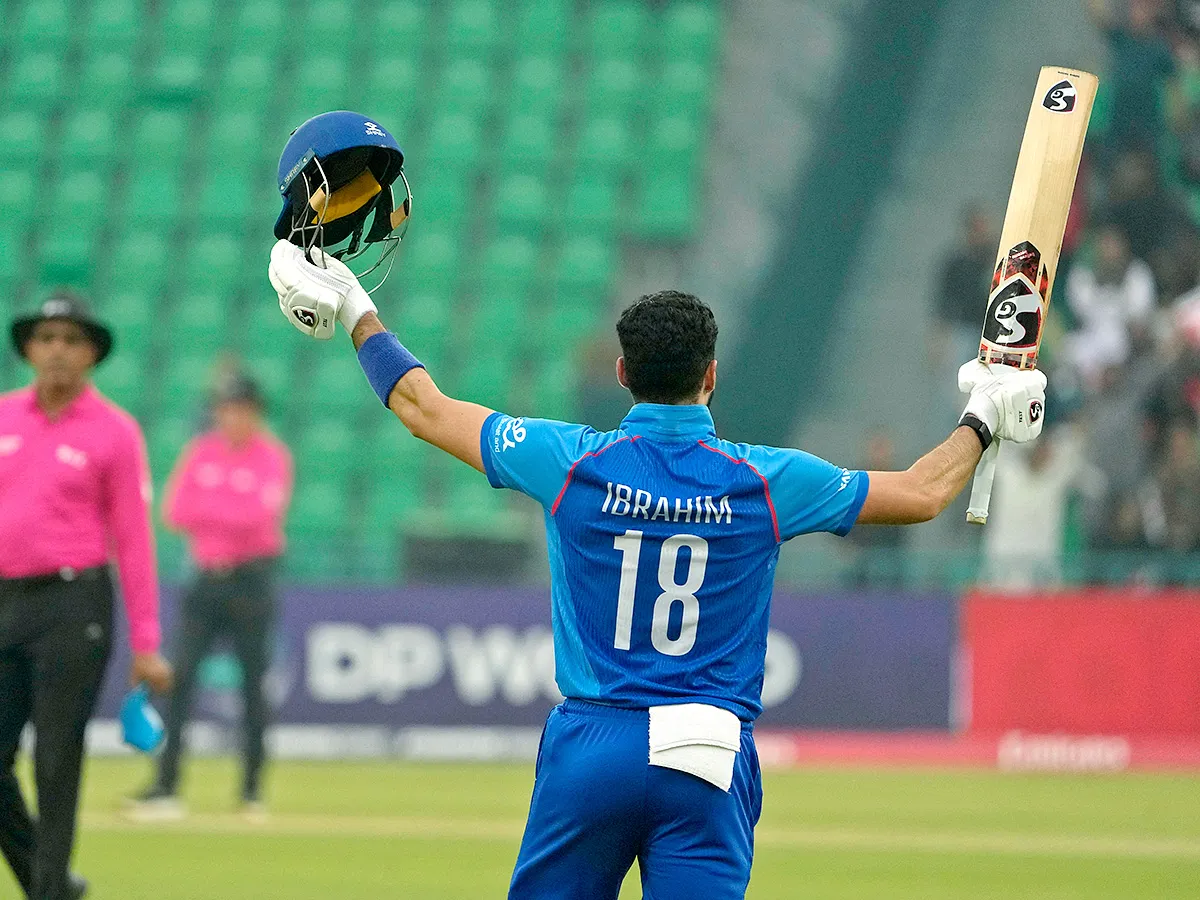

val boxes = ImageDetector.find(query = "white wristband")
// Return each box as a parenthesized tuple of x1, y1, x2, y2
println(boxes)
(338, 286, 378, 334)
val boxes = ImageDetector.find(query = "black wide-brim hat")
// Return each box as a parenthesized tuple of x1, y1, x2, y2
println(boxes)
(11, 290, 114, 365)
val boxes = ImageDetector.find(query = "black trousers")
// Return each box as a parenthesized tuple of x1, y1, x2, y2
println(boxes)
(0, 568, 113, 900)
(155, 559, 276, 800)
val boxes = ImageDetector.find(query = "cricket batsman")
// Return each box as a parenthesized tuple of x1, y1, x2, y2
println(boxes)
(268, 112, 1046, 899)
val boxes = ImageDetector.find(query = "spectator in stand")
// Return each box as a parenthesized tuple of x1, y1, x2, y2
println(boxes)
(1153, 421, 1200, 552)
(1104, 149, 1195, 281)
(127, 373, 292, 823)
(1087, 0, 1177, 154)
(1064, 223, 1157, 389)
(982, 426, 1101, 590)
(932, 204, 996, 416)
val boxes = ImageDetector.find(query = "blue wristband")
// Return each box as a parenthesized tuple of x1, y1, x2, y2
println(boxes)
(357, 331, 425, 406)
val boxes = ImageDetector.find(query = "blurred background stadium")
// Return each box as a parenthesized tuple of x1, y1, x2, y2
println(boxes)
(2, 0, 1200, 897)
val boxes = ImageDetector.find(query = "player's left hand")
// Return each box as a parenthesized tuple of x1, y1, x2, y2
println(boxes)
(268, 240, 377, 339)
(958, 360, 1046, 444)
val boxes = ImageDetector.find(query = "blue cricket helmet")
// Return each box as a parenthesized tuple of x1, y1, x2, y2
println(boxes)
(274, 111, 411, 258)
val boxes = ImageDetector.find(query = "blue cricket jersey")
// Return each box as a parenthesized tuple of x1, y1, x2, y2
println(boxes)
(480, 404, 869, 721)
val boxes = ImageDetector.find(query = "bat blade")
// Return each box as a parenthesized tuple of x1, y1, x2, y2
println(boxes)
(967, 66, 1097, 525)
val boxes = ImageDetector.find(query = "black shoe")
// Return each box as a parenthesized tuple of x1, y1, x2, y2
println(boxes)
(68, 872, 88, 899)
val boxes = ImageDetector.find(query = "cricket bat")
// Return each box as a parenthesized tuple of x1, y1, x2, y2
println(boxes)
(965, 66, 1098, 525)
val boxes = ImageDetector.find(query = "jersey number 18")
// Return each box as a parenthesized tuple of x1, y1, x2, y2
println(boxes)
(612, 530, 709, 657)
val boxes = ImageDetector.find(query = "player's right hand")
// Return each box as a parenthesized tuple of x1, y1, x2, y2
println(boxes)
(958, 360, 1046, 444)
(268, 240, 378, 339)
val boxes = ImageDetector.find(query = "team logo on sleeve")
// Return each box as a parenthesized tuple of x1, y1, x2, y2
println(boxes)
(500, 418, 527, 451)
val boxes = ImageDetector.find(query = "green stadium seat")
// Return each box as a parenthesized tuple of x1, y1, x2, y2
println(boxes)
(289, 55, 350, 126)
(423, 114, 484, 170)
(159, 0, 220, 54)
(653, 59, 713, 117)
(121, 169, 182, 228)
(77, 53, 135, 107)
(363, 55, 422, 126)
(633, 172, 697, 240)
(539, 299, 602, 349)
(0, 229, 30, 294)
(193, 170, 253, 230)
(309, 352, 372, 417)
(499, 114, 559, 174)
(370, 0, 429, 53)
(36, 224, 97, 286)
(396, 289, 453, 360)
(561, 175, 619, 234)
(185, 235, 245, 292)
(165, 293, 231, 354)
(101, 290, 155, 357)
(575, 117, 635, 171)
(414, 173, 471, 231)
(586, 58, 644, 117)
(492, 173, 550, 235)
(515, 0, 571, 54)
(17, 0, 70, 52)
(159, 353, 218, 409)
(5, 52, 64, 106)
(478, 235, 539, 291)
(554, 235, 616, 294)
(400, 230, 462, 295)
(508, 56, 566, 118)
(302, 0, 356, 52)
(85, 0, 143, 52)
(444, 0, 502, 57)
(455, 351, 516, 411)
(218, 55, 277, 113)
(46, 171, 110, 226)
(364, 485, 420, 535)
(105, 232, 170, 294)
(471, 291, 529, 351)
(646, 115, 703, 172)
(93, 351, 145, 413)
(0, 113, 44, 168)
(60, 109, 119, 168)
(130, 110, 192, 165)
(147, 415, 196, 479)
(288, 479, 351, 537)
(230, 0, 286, 53)
(206, 111, 263, 172)
(146, 52, 208, 101)
(0, 170, 36, 223)
(436, 57, 493, 117)
(587, 1, 648, 57)
(531, 357, 579, 421)
(662, 1, 720, 61)
(297, 418, 362, 472)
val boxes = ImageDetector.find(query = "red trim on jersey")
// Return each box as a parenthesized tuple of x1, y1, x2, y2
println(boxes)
(550, 436, 639, 516)
(698, 441, 781, 542)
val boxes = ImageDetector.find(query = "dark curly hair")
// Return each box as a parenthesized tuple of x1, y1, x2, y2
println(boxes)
(615, 291, 718, 404)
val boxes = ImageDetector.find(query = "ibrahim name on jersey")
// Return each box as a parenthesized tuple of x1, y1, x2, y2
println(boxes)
(480, 403, 868, 721)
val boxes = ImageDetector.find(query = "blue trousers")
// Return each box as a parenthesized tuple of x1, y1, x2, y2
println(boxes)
(509, 699, 762, 900)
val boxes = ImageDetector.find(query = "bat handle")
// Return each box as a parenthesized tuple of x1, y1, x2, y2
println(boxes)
(966, 441, 1000, 525)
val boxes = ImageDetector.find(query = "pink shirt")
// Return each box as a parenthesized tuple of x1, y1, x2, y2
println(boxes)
(163, 431, 293, 570)
(0, 385, 160, 653)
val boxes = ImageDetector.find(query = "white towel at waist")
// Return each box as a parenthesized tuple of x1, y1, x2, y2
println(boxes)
(648, 703, 741, 792)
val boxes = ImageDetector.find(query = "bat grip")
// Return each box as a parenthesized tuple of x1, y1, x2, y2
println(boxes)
(966, 441, 1000, 525)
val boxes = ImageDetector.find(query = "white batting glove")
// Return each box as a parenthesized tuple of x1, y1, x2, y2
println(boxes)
(958, 360, 1046, 444)
(267, 240, 377, 339)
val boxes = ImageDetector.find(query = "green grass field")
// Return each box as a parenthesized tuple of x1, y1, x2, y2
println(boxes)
(8, 757, 1200, 898)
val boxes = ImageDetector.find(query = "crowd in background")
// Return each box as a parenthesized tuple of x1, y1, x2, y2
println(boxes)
(930, 0, 1200, 587)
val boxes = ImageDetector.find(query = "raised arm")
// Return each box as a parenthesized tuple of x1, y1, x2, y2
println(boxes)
(350, 312, 493, 472)
(269, 241, 493, 473)
(857, 427, 981, 524)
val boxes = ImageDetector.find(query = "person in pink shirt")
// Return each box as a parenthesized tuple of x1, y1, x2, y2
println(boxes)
(0, 291, 172, 900)
(128, 372, 292, 822)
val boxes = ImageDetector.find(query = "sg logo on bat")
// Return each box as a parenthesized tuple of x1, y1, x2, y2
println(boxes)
(1042, 79, 1077, 113)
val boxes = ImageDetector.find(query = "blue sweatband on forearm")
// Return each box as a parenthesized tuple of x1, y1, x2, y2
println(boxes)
(357, 331, 425, 407)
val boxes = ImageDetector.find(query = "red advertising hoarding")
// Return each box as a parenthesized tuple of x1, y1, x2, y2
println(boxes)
(964, 591, 1200, 735)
